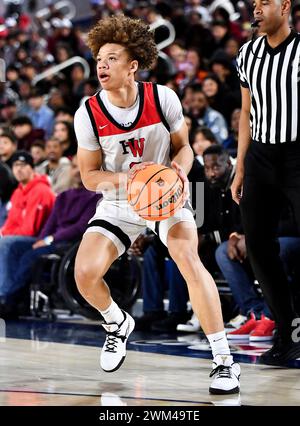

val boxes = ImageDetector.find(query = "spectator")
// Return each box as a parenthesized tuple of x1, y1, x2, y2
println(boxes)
(133, 234, 190, 332)
(6, 65, 20, 94)
(0, 161, 17, 226)
(0, 124, 10, 136)
(1, 150, 55, 237)
(30, 140, 46, 167)
(54, 107, 74, 123)
(0, 98, 17, 124)
(202, 74, 239, 125)
(82, 78, 99, 102)
(210, 50, 240, 95)
(184, 1, 211, 25)
(0, 151, 55, 314)
(211, 20, 232, 50)
(224, 38, 240, 65)
(191, 126, 218, 172)
(0, 155, 100, 318)
(11, 116, 45, 151)
(223, 108, 241, 157)
(292, 4, 300, 33)
(216, 228, 300, 341)
(211, 6, 243, 44)
(35, 138, 72, 194)
(181, 84, 197, 113)
(70, 64, 86, 108)
(0, 130, 18, 168)
(186, 48, 209, 83)
(189, 86, 228, 144)
(184, 11, 215, 58)
(27, 87, 55, 138)
(17, 77, 32, 116)
(53, 120, 77, 158)
(48, 88, 69, 112)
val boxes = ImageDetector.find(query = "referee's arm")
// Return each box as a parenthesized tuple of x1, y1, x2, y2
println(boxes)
(231, 86, 252, 204)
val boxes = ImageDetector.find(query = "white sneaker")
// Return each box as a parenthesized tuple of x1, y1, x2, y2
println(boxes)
(225, 314, 247, 331)
(100, 310, 135, 373)
(209, 354, 240, 395)
(101, 392, 127, 406)
(210, 394, 241, 406)
(176, 313, 201, 332)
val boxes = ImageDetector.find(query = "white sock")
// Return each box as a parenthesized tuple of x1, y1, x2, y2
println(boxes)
(207, 330, 231, 359)
(99, 300, 124, 325)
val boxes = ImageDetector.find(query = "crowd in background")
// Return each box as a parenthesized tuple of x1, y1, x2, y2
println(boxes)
(1, 0, 300, 335)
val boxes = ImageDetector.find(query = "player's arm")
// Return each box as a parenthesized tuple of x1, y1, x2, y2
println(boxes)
(77, 147, 127, 192)
(170, 120, 194, 176)
(75, 105, 129, 192)
(170, 121, 194, 203)
(231, 86, 251, 204)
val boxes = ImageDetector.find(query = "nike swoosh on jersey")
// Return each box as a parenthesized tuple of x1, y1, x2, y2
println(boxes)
(99, 124, 108, 130)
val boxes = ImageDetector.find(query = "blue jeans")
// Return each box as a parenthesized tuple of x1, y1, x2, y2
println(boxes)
(12, 244, 57, 292)
(279, 237, 300, 278)
(0, 236, 36, 300)
(215, 237, 300, 318)
(142, 243, 188, 313)
(0, 201, 8, 227)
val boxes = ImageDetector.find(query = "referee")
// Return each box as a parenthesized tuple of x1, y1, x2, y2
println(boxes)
(232, 0, 300, 365)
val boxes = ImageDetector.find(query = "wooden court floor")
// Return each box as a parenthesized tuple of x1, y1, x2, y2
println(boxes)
(0, 319, 300, 406)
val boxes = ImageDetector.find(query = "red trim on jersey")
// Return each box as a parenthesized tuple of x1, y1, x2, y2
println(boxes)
(87, 82, 163, 138)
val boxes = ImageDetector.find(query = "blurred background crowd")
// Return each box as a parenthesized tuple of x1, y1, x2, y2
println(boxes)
(1, 0, 300, 340)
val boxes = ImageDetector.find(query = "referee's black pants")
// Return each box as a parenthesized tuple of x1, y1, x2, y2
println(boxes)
(240, 140, 300, 338)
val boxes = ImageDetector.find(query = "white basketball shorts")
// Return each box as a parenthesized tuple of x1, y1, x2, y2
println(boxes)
(84, 199, 196, 256)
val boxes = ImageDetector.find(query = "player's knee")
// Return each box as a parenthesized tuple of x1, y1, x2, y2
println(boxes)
(75, 263, 102, 296)
(169, 245, 198, 266)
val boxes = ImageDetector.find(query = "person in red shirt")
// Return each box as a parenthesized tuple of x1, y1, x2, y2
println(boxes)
(1, 151, 55, 237)
(0, 151, 55, 306)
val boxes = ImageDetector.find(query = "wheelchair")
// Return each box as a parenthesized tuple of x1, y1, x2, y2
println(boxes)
(30, 241, 142, 320)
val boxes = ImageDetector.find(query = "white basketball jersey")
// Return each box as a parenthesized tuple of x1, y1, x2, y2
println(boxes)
(85, 81, 172, 200)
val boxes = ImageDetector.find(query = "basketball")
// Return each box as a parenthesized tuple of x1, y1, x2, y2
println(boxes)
(127, 164, 184, 221)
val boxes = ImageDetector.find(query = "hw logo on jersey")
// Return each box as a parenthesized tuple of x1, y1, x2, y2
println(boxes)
(119, 138, 145, 157)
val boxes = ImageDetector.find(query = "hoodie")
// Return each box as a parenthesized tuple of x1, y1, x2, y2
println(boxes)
(39, 187, 101, 242)
(1, 174, 55, 237)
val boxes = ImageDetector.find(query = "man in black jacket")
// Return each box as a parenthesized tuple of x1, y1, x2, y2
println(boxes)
(0, 160, 17, 226)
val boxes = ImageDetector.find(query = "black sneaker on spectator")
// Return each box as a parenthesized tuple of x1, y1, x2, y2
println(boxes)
(0, 303, 19, 320)
(134, 311, 167, 331)
(260, 332, 300, 367)
(151, 312, 190, 332)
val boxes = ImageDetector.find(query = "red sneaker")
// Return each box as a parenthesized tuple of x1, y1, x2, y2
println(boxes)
(227, 313, 258, 340)
(249, 315, 275, 341)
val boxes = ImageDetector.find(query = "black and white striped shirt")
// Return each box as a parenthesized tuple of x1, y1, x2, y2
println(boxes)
(236, 30, 300, 144)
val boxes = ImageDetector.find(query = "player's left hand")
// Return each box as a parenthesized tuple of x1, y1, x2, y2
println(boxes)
(171, 160, 190, 205)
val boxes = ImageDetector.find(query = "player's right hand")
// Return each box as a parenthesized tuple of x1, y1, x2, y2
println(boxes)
(127, 162, 154, 181)
(231, 172, 244, 205)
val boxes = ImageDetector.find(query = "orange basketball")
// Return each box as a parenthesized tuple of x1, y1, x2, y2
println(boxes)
(127, 164, 183, 221)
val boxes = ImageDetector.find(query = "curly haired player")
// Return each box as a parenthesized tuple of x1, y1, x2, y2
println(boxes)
(74, 15, 240, 394)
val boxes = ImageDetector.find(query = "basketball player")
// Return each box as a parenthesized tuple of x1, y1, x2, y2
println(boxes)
(74, 15, 240, 394)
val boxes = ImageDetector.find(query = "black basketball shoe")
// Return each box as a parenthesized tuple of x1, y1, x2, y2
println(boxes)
(260, 332, 300, 367)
